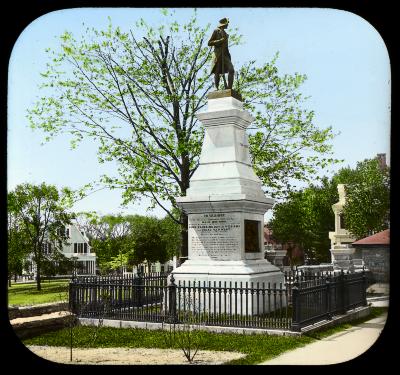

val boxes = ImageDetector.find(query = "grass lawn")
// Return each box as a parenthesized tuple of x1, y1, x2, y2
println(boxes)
(22, 306, 387, 365)
(8, 280, 69, 306)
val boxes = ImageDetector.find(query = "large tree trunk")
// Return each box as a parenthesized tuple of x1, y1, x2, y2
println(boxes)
(179, 152, 191, 264)
(36, 260, 42, 291)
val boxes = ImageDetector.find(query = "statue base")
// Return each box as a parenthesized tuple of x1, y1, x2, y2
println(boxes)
(208, 89, 243, 101)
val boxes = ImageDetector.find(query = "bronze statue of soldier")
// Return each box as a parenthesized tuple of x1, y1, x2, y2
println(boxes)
(208, 17, 235, 90)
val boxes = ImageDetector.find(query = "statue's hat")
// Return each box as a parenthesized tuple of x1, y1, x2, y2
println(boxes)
(218, 17, 229, 26)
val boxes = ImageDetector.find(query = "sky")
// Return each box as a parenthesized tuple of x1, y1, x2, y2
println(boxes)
(7, 7, 391, 220)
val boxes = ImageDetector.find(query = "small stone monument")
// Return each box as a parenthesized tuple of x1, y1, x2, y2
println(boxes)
(172, 88, 284, 313)
(328, 184, 357, 269)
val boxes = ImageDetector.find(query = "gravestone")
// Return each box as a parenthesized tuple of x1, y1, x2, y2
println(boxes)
(171, 90, 285, 313)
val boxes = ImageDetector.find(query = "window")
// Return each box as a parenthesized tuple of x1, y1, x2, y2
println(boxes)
(73, 243, 88, 254)
(42, 242, 52, 254)
(244, 220, 260, 253)
(66, 228, 70, 238)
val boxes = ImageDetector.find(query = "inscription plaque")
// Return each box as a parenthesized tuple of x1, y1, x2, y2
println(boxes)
(244, 220, 260, 253)
(189, 213, 241, 260)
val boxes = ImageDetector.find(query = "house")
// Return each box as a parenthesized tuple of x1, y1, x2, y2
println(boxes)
(25, 222, 96, 278)
(352, 229, 390, 283)
(61, 222, 96, 275)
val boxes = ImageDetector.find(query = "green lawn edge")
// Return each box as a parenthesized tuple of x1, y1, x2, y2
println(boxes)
(22, 307, 387, 365)
(8, 280, 69, 306)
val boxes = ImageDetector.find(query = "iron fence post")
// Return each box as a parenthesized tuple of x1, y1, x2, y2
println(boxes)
(325, 276, 332, 320)
(362, 267, 368, 306)
(339, 269, 346, 314)
(168, 274, 178, 323)
(118, 277, 123, 308)
(137, 267, 143, 306)
(69, 280, 77, 314)
(291, 281, 301, 332)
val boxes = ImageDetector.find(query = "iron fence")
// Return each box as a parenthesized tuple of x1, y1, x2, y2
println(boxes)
(69, 269, 368, 332)
(291, 269, 368, 331)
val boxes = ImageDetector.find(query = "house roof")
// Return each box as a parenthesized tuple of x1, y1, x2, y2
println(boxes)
(352, 229, 390, 246)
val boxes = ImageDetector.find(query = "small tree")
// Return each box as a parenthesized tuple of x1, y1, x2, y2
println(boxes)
(128, 215, 170, 268)
(8, 183, 75, 290)
(269, 177, 338, 263)
(339, 158, 390, 239)
(7, 194, 31, 285)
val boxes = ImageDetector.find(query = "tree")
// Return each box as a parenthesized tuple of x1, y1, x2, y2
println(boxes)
(7, 193, 31, 286)
(8, 183, 74, 290)
(269, 177, 337, 263)
(269, 156, 390, 263)
(76, 213, 132, 274)
(126, 215, 171, 268)
(336, 158, 390, 239)
(27, 10, 340, 259)
(76, 212, 179, 273)
(41, 250, 75, 277)
(78, 212, 130, 272)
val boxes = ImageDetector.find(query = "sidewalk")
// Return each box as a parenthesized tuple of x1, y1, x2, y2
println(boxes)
(260, 311, 388, 365)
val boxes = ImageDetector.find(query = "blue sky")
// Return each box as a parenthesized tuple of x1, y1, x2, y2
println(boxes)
(7, 7, 391, 219)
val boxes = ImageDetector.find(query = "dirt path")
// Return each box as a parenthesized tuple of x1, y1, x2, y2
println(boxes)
(27, 345, 246, 365)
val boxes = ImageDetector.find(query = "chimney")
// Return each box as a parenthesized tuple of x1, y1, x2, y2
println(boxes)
(377, 153, 386, 170)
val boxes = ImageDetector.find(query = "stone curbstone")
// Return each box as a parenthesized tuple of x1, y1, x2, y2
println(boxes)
(8, 302, 68, 320)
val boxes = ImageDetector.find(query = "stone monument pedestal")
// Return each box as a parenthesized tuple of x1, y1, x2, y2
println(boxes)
(172, 90, 285, 314)
(328, 185, 357, 271)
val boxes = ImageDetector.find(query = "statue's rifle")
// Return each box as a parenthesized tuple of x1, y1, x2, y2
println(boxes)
(221, 31, 228, 89)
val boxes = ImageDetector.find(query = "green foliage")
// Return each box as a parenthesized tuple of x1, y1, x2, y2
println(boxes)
(236, 54, 341, 198)
(335, 158, 390, 239)
(7, 192, 31, 281)
(7, 183, 75, 290)
(270, 177, 336, 263)
(76, 212, 180, 273)
(40, 251, 75, 277)
(269, 156, 390, 262)
(27, 9, 340, 243)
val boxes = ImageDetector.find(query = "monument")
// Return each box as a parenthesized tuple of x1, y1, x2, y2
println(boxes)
(328, 184, 357, 269)
(171, 19, 284, 314)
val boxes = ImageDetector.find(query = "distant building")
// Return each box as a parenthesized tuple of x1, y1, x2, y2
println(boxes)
(25, 222, 96, 278)
(263, 225, 304, 269)
(352, 229, 390, 283)
(122, 256, 178, 277)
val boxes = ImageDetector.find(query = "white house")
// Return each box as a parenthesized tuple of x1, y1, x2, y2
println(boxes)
(25, 222, 96, 278)
(62, 223, 96, 275)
